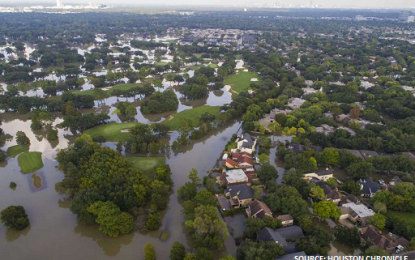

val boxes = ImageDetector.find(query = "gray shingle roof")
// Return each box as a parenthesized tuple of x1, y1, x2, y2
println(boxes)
(225, 184, 254, 200)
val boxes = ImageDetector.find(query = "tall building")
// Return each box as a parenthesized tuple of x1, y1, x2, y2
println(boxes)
(56, 0, 64, 8)
(399, 10, 413, 21)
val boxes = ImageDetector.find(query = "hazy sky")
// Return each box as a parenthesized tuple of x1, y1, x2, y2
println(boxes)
(7, 0, 415, 8)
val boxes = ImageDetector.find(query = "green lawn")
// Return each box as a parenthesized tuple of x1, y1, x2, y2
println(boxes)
(154, 61, 168, 66)
(7, 145, 29, 157)
(224, 71, 261, 94)
(84, 122, 141, 142)
(207, 63, 219, 68)
(125, 156, 165, 174)
(162, 106, 222, 131)
(17, 152, 44, 174)
(386, 211, 415, 225)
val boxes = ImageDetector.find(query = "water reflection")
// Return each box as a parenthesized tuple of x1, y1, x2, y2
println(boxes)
(74, 222, 135, 257)
(6, 225, 31, 242)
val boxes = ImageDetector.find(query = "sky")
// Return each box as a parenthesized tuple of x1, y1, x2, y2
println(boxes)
(5, 0, 415, 9)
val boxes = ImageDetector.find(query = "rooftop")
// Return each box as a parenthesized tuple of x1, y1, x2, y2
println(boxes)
(225, 169, 248, 184)
(342, 202, 375, 218)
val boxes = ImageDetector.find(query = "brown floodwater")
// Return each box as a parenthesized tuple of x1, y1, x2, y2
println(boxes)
(0, 112, 241, 260)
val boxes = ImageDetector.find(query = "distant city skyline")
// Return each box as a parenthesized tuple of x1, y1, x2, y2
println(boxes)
(4, 0, 415, 9)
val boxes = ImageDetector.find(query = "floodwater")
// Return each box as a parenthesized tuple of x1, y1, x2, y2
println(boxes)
(0, 109, 241, 259)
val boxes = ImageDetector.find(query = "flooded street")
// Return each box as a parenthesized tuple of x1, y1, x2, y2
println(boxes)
(0, 110, 241, 259)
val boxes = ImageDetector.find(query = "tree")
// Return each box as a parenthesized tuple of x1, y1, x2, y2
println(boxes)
(184, 254, 197, 260)
(320, 148, 339, 166)
(362, 246, 389, 256)
(349, 107, 360, 119)
(373, 201, 387, 214)
(369, 213, 386, 230)
(16, 131, 30, 146)
(334, 226, 360, 247)
(125, 105, 137, 120)
(312, 201, 341, 220)
(219, 256, 236, 260)
(178, 182, 197, 201)
(341, 180, 361, 195)
(297, 214, 313, 233)
(268, 122, 281, 142)
(195, 190, 216, 206)
(46, 127, 58, 141)
(310, 185, 326, 200)
(170, 242, 186, 260)
(257, 163, 278, 181)
(87, 201, 134, 237)
(188, 168, 201, 186)
(185, 205, 229, 249)
(346, 162, 375, 179)
(252, 186, 264, 200)
(237, 240, 284, 260)
(258, 153, 270, 164)
(326, 178, 338, 189)
(144, 243, 156, 260)
(0, 205, 30, 230)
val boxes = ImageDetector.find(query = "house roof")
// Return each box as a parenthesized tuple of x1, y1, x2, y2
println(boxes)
(287, 143, 305, 153)
(390, 176, 403, 183)
(224, 169, 249, 184)
(257, 226, 304, 254)
(359, 225, 410, 253)
(360, 179, 380, 195)
(321, 184, 341, 200)
(277, 214, 293, 222)
(249, 200, 272, 218)
(217, 196, 231, 211)
(225, 184, 254, 200)
(275, 252, 307, 260)
(342, 202, 374, 218)
(315, 169, 333, 176)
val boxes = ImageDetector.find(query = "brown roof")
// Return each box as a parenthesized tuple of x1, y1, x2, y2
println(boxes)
(277, 214, 293, 222)
(249, 200, 272, 218)
(359, 225, 410, 253)
(232, 152, 253, 167)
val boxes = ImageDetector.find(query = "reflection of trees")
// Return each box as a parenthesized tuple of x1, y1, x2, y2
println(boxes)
(6, 225, 31, 242)
(171, 120, 240, 156)
(74, 221, 134, 257)
(57, 197, 72, 209)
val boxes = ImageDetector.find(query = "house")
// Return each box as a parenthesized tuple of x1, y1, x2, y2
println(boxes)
(340, 194, 359, 204)
(359, 225, 410, 253)
(346, 149, 365, 160)
(315, 124, 335, 136)
(223, 152, 254, 169)
(277, 214, 294, 227)
(275, 252, 307, 260)
(339, 202, 374, 225)
(259, 109, 291, 130)
(216, 194, 231, 212)
(287, 98, 306, 110)
(224, 184, 254, 208)
(303, 169, 334, 182)
(390, 176, 403, 186)
(360, 150, 379, 160)
(220, 169, 249, 185)
(246, 200, 272, 219)
(287, 143, 306, 153)
(257, 226, 304, 254)
(321, 184, 342, 204)
(233, 133, 257, 154)
(360, 179, 380, 197)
